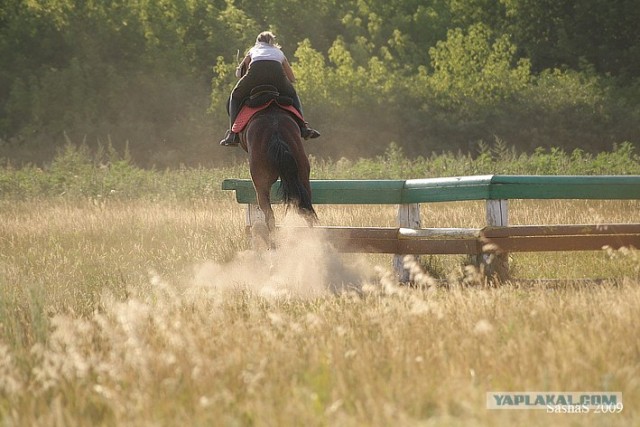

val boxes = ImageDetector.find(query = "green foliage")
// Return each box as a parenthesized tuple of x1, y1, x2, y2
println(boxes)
(310, 140, 640, 179)
(12, 141, 640, 201)
(501, 0, 640, 78)
(1, 0, 639, 166)
(293, 40, 332, 106)
(428, 24, 531, 110)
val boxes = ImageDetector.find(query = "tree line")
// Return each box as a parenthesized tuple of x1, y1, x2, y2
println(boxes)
(1, 0, 639, 167)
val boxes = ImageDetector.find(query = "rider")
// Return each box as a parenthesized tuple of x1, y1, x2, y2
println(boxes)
(219, 31, 320, 146)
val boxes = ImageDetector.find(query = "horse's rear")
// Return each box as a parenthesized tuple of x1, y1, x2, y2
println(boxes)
(240, 104, 317, 233)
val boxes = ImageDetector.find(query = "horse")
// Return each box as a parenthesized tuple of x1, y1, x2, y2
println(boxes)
(237, 99, 317, 245)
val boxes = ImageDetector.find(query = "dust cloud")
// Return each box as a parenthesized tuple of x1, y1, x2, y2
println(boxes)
(191, 218, 376, 299)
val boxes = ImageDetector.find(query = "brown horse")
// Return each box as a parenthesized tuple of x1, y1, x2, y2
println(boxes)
(239, 103, 317, 242)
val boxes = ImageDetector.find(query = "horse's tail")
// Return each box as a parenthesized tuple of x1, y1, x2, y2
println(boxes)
(267, 131, 317, 220)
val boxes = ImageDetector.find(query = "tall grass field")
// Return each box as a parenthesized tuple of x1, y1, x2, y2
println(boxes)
(1, 143, 639, 426)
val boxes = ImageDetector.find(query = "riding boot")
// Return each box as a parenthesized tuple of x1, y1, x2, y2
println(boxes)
(228, 96, 242, 125)
(219, 130, 239, 146)
(219, 94, 243, 146)
(292, 94, 304, 116)
(292, 94, 320, 140)
(300, 123, 321, 140)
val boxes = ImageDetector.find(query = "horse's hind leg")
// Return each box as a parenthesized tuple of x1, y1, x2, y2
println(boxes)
(249, 149, 277, 232)
(255, 188, 276, 232)
(250, 188, 274, 250)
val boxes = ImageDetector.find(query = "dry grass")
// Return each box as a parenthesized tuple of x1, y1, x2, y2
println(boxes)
(0, 198, 639, 426)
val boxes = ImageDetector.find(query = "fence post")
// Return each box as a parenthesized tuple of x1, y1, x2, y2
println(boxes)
(393, 203, 421, 282)
(483, 199, 509, 280)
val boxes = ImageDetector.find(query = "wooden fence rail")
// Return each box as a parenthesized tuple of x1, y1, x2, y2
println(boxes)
(222, 175, 640, 281)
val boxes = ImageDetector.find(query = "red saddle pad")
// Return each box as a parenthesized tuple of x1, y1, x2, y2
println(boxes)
(232, 100, 303, 133)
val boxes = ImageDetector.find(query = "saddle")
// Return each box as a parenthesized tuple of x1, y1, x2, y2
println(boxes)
(232, 85, 304, 133)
